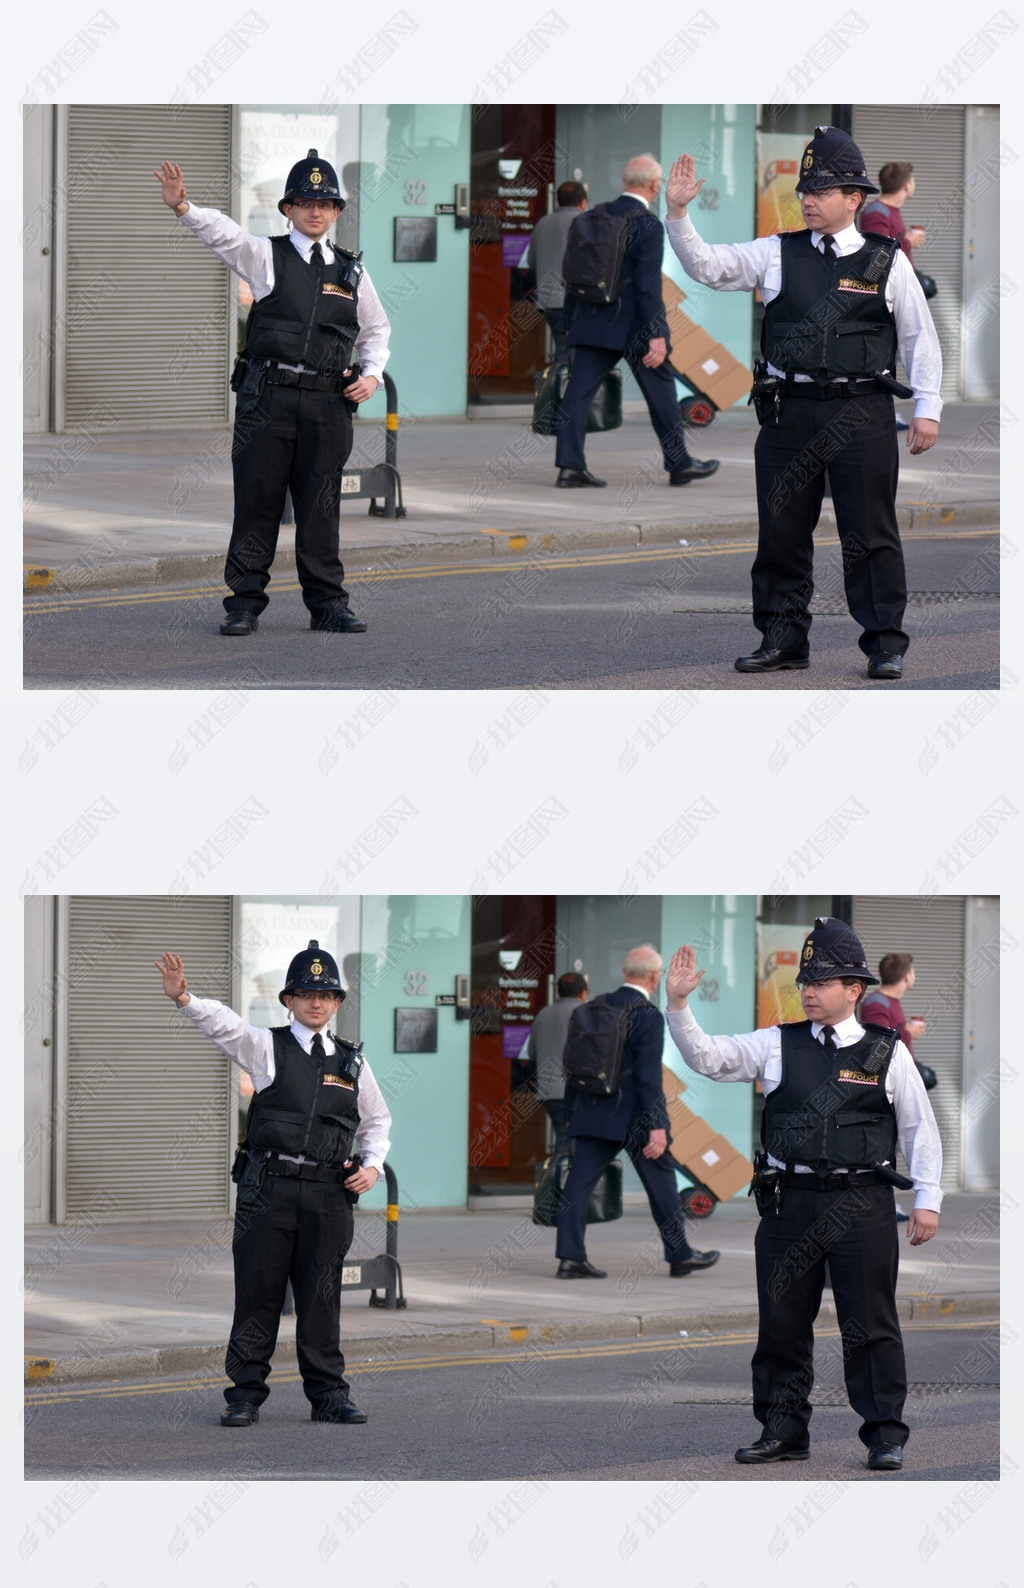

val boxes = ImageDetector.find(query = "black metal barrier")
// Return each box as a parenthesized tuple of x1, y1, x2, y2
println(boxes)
(341, 371, 405, 519)
(341, 1161, 406, 1309)
(280, 370, 405, 524)
(280, 1162, 405, 1316)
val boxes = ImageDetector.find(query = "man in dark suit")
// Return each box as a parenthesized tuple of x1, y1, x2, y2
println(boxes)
(554, 154, 719, 490)
(555, 943, 720, 1279)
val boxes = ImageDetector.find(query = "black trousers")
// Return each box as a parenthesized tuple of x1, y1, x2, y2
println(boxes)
(752, 390, 908, 657)
(226, 383, 354, 617)
(225, 1171, 355, 1408)
(752, 1181, 909, 1447)
(555, 1134, 693, 1265)
(554, 344, 693, 473)
(543, 306, 570, 364)
(543, 1098, 569, 1155)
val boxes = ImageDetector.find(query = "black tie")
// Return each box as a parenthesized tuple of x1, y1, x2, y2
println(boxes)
(821, 1024, 837, 1054)
(822, 235, 837, 262)
(310, 242, 324, 269)
(311, 1032, 325, 1061)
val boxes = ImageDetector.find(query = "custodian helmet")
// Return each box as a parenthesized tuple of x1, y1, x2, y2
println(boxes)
(279, 940, 346, 1004)
(795, 917, 880, 987)
(278, 149, 345, 214)
(795, 126, 879, 195)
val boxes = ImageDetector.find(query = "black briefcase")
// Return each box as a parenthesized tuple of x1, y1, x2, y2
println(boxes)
(531, 363, 623, 436)
(531, 1152, 623, 1226)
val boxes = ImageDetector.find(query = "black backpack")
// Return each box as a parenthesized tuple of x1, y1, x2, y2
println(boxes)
(562, 995, 631, 1095)
(561, 205, 631, 305)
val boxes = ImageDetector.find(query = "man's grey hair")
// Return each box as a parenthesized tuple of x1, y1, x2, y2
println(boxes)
(622, 153, 662, 189)
(622, 943, 663, 979)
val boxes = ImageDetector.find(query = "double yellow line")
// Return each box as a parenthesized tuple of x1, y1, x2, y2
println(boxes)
(25, 528, 995, 617)
(26, 1316, 994, 1405)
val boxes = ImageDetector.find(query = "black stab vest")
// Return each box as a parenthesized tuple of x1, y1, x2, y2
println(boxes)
(245, 1027, 361, 1168)
(762, 230, 898, 379)
(244, 235, 359, 376)
(764, 1020, 898, 1170)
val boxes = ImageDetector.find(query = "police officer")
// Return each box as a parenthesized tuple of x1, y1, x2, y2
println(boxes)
(665, 129, 943, 680)
(665, 919, 942, 1471)
(155, 942, 391, 1426)
(154, 153, 391, 637)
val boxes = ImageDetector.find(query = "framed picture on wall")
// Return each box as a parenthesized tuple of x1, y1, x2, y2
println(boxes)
(394, 1006, 438, 1052)
(394, 216, 438, 262)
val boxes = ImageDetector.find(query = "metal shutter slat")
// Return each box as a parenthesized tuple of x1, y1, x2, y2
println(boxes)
(65, 106, 232, 429)
(65, 895, 233, 1219)
(853, 895, 965, 1190)
(853, 106, 965, 401)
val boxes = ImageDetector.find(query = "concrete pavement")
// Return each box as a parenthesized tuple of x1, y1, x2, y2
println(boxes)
(24, 402, 999, 593)
(25, 1192, 999, 1385)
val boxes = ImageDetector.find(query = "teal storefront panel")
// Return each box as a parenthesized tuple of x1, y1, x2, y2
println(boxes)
(357, 106, 471, 420)
(358, 895, 471, 1209)
(659, 895, 757, 1176)
(659, 105, 757, 392)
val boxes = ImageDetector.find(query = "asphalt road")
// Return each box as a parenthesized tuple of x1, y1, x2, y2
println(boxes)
(25, 1322, 999, 1482)
(23, 530, 999, 692)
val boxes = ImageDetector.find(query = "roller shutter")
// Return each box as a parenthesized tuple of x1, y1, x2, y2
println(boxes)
(64, 104, 232, 429)
(853, 895, 965, 1190)
(65, 895, 233, 1218)
(853, 105, 965, 400)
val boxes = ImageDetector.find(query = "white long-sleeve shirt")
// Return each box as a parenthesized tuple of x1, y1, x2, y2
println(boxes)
(666, 1005, 942, 1210)
(178, 994, 392, 1172)
(665, 214, 943, 422)
(177, 203, 392, 386)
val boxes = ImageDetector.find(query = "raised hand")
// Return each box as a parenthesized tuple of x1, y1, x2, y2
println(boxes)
(154, 951, 188, 1002)
(665, 154, 704, 217)
(666, 945, 705, 1008)
(153, 161, 187, 210)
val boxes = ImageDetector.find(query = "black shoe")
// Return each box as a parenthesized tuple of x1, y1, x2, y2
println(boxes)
(310, 604, 367, 633)
(668, 459, 720, 484)
(311, 1398, 368, 1424)
(556, 469, 606, 488)
(219, 613, 259, 637)
(867, 1442, 904, 1470)
(895, 1206, 910, 1223)
(556, 1259, 607, 1279)
(734, 647, 810, 673)
(669, 1250, 720, 1275)
(734, 1436, 810, 1464)
(867, 653, 903, 680)
(220, 1402, 260, 1427)
(895, 416, 910, 432)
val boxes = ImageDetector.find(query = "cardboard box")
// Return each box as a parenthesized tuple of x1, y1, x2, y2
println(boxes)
(698, 360, 754, 411)
(662, 1065, 754, 1200)
(663, 273, 751, 411)
(665, 311, 718, 370)
(690, 1135, 754, 1201)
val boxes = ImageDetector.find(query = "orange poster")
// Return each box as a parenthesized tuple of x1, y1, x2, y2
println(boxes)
(756, 923, 810, 1027)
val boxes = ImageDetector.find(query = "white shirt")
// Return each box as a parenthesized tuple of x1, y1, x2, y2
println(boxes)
(666, 1005, 942, 1210)
(177, 204, 392, 386)
(665, 214, 943, 421)
(179, 994, 392, 1171)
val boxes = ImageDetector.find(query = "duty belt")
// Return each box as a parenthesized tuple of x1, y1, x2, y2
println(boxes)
(262, 360, 351, 393)
(264, 1151, 350, 1183)
(783, 378, 880, 400)
(780, 1169, 886, 1190)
